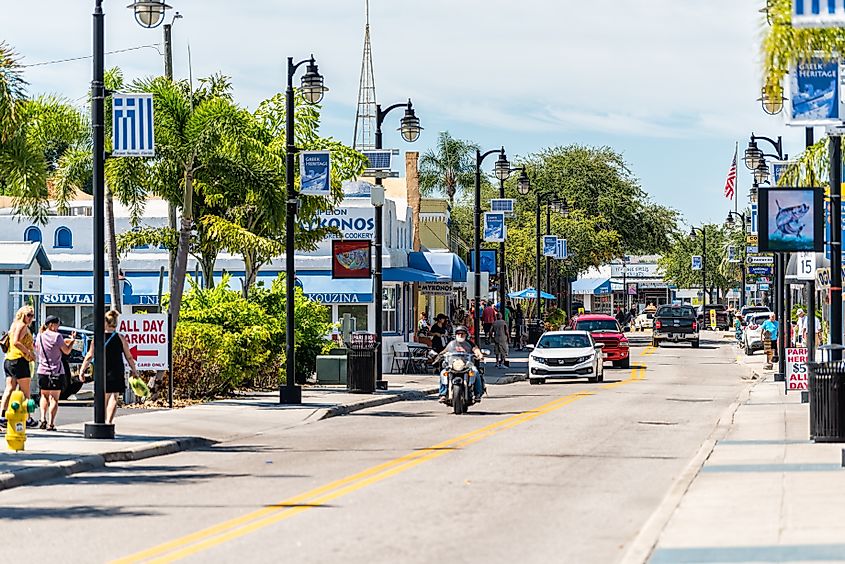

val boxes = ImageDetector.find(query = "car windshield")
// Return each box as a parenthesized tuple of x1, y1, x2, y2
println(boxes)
(575, 320, 619, 332)
(657, 306, 696, 318)
(537, 334, 591, 349)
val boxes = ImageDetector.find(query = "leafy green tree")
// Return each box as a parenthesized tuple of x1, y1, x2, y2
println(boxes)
(659, 224, 738, 302)
(418, 131, 478, 204)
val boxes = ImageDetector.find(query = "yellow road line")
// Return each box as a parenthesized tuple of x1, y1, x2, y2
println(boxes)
(115, 348, 654, 564)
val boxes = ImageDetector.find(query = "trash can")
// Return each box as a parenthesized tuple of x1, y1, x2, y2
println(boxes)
(807, 359, 845, 442)
(347, 332, 379, 394)
(528, 319, 544, 346)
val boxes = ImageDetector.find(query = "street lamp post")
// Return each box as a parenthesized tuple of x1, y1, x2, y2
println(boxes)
(726, 211, 748, 309)
(474, 148, 511, 341)
(373, 100, 421, 390)
(690, 226, 707, 307)
(281, 55, 327, 405)
(499, 166, 529, 311)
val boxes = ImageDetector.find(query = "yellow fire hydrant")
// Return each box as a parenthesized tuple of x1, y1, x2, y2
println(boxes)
(5, 389, 35, 452)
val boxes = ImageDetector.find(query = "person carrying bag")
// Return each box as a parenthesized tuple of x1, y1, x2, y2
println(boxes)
(34, 316, 75, 430)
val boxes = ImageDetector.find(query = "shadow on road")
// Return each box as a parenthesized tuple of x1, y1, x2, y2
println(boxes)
(0, 505, 159, 520)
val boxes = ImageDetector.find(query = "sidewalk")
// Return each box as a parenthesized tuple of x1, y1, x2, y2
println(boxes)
(0, 373, 439, 492)
(625, 347, 845, 563)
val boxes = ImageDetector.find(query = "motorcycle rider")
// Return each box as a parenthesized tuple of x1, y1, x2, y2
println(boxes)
(433, 326, 485, 404)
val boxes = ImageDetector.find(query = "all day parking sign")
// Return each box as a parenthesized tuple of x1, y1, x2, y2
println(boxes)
(118, 314, 169, 370)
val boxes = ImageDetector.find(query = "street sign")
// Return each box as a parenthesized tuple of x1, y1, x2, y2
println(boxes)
(691, 255, 702, 270)
(817, 266, 831, 289)
(748, 266, 773, 276)
(797, 252, 817, 280)
(746, 246, 758, 254)
(746, 284, 758, 292)
(112, 93, 155, 157)
(793, 1, 845, 28)
(117, 313, 169, 370)
(747, 234, 758, 245)
(786, 347, 809, 392)
(759, 283, 771, 291)
(747, 255, 774, 265)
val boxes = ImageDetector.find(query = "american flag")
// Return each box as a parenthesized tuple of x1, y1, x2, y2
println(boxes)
(724, 146, 737, 200)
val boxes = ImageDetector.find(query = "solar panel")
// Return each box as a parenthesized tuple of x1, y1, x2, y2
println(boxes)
(490, 198, 515, 216)
(362, 150, 392, 171)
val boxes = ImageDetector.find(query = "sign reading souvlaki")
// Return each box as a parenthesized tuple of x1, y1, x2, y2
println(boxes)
(788, 55, 842, 126)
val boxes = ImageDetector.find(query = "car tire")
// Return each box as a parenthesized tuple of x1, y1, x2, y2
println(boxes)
(588, 374, 599, 383)
(744, 343, 752, 356)
(619, 357, 630, 369)
(529, 378, 544, 385)
(691, 340, 700, 348)
(652, 339, 659, 347)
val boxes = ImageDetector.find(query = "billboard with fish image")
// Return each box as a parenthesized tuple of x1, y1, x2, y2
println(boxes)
(758, 188, 823, 253)
(331, 240, 372, 279)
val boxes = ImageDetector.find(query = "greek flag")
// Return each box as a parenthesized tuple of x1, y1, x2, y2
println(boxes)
(793, 0, 845, 28)
(112, 93, 155, 157)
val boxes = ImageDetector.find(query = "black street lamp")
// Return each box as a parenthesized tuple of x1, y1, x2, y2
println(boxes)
(373, 100, 421, 390)
(534, 194, 568, 326)
(474, 148, 511, 341)
(281, 55, 327, 405)
(127, 0, 171, 27)
(690, 226, 707, 307)
(726, 211, 749, 308)
(498, 166, 528, 309)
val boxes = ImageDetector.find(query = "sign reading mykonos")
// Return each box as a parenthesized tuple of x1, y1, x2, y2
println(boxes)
(299, 151, 332, 196)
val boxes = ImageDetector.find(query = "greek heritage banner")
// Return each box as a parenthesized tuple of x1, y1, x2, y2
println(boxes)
(299, 151, 332, 196)
(483, 212, 506, 243)
(543, 236, 558, 257)
(788, 56, 841, 125)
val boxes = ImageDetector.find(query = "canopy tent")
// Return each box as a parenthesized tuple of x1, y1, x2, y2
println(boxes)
(408, 251, 468, 283)
(507, 287, 556, 300)
(572, 278, 612, 296)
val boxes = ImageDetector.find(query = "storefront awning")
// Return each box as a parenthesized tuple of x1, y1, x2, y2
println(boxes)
(41, 272, 163, 306)
(572, 278, 612, 296)
(408, 252, 467, 283)
(383, 267, 446, 282)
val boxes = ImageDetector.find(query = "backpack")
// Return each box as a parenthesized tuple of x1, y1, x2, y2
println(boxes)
(0, 331, 9, 353)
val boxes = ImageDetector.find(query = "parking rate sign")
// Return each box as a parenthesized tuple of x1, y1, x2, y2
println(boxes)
(786, 347, 809, 392)
(118, 314, 169, 370)
(112, 93, 155, 157)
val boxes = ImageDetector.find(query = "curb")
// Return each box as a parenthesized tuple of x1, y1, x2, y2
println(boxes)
(619, 379, 757, 564)
(0, 436, 213, 493)
(317, 387, 439, 420)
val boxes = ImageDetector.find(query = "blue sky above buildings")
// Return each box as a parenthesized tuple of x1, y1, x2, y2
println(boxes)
(3, 0, 810, 227)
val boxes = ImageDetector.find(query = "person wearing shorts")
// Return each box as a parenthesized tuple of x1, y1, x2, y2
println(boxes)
(34, 315, 75, 430)
(1, 306, 37, 429)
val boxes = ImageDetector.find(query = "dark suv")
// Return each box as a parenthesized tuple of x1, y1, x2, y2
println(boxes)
(696, 304, 730, 331)
(653, 305, 700, 348)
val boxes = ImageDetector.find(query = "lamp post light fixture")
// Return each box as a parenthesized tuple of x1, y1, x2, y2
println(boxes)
(690, 226, 707, 307)
(533, 195, 568, 326)
(474, 147, 510, 341)
(498, 165, 528, 314)
(725, 210, 748, 308)
(754, 159, 771, 185)
(373, 99, 421, 391)
(281, 55, 327, 405)
(758, 81, 786, 116)
(127, 0, 171, 28)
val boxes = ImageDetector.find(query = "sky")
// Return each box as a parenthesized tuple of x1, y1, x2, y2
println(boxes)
(1, 0, 810, 228)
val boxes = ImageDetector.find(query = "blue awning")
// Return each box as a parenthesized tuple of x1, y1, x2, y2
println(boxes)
(297, 272, 373, 303)
(41, 272, 164, 306)
(408, 252, 467, 283)
(507, 288, 556, 300)
(572, 278, 612, 296)
(383, 267, 446, 283)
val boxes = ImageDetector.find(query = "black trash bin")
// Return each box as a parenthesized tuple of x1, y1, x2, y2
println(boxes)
(528, 320, 544, 346)
(347, 332, 379, 394)
(807, 359, 845, 442)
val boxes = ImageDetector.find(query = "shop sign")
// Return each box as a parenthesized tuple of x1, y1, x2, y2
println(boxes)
(610, 263, 661, 278)
(43, 294, 94, 305)
(306, 207, 375, 240)
(786, 347, 809, 392)
(420, 282, 453, 296)
(305, 292, 372, 304)
(747, 255, 774, 265)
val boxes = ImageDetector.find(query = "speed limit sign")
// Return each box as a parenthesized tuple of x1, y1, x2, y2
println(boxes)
(797, 252, 816, 281)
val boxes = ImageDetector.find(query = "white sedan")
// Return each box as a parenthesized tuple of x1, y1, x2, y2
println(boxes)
(634, 312, 654, 331)
(527, 330, 605, 384)
(742, 312, 772, 356)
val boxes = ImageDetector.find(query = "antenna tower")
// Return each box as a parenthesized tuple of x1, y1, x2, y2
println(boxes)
(353, 0, 377, 150)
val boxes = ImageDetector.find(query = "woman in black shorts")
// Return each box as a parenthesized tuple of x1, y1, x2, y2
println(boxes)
(1, 306, 37, 429)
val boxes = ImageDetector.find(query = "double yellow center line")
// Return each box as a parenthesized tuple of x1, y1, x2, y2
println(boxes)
(115, 345, 656, 563)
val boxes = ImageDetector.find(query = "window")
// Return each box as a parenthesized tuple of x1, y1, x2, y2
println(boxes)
(537, 334, 591, 349)
(24, 226, 42, 243)
(382, 286, 398, 334)
(337, 305, 368, 332)
(45, 306, 76, 328)
(575, 319, 621, 332)
(54, 226, 73, 248)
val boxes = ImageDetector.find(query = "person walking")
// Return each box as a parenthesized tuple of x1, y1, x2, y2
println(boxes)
(34, 316, 75, 430)
(482, 302, 497, 344)
(514, 304, 525, 350)
(491, 313, 509, 368)
(1, 305, 37, 430)
(761, 312, 779, 371)
(795, 309, 807, 347)
(79, 310, 139, 425)
(429, 314, 449, 353)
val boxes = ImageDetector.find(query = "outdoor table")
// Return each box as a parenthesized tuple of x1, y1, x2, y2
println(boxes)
(406, 343, 431, 374)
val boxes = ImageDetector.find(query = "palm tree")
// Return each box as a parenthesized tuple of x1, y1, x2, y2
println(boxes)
(418, 131, 478, 204)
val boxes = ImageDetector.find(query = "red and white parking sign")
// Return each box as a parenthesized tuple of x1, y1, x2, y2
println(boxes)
(786, 347, 808, 391)
(118, 314, 169, 370)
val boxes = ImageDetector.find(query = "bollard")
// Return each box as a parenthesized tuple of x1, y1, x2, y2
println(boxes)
(801, 391, 809, 404)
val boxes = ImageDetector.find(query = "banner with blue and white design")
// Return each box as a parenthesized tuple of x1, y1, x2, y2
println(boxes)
(793, 0, 845, 28)
(771, 161, 792, 186)
(691, 255, 702, 271)
(112, 93, 155, 157)
(483, 212, 506, 243)
(556, 238, 568, 260)
(543, 235, 557, 257)
(299, 151, 332, 196)
(788, 56, 841, 125)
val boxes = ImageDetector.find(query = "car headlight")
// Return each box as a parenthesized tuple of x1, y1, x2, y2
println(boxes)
(531, 355, 547, 365)
(576, 355, 594, 363)
(619, 341, 629, 348)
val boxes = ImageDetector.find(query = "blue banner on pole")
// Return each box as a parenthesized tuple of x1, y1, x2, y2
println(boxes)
(556, 238, 568, 260)
(299, 151, 332, 196)
(793, 0, 845, 28)
(692, 255, 702, 270)
(113, 93, 155, 157)
(789, 56, 841, 125)
(543, 235, 557, 257)
(483, 212, 506, 242)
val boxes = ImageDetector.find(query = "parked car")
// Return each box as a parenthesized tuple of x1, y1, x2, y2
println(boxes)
(742, 312, 772, 356)
(696, 304, 730, 331)
(739, 305, 770, 322)
(527, 331, 605, 384)
(568, 313, 630, 368)
(653, 304, 700, 347)
(634, 311, 654, 331)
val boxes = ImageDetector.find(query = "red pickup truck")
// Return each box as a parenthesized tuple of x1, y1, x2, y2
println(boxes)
(568, 313, 630, 368)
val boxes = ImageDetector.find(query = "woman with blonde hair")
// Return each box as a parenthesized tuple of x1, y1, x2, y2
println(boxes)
(1, 305, 38, 429)
(79, 310, 138, 424)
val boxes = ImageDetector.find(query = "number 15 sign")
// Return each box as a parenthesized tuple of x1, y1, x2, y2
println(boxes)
(797, 252, 817, 281)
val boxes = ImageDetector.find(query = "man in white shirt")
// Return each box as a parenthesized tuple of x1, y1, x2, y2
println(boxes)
(795, 309, 807, 346)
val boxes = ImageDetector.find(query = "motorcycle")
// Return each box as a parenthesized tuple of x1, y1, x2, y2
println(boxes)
(438, 351, 487, 415)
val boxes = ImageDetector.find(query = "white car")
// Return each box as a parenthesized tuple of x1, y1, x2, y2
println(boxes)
(742, 312, 772, 356)
(634, 312, 654, 331)
(527, 330, 605, 384)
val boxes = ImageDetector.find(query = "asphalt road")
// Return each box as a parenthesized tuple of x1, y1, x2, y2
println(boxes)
(0, 334, 745, 564)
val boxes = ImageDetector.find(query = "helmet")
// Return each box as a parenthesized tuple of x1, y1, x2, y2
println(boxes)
(453, 325, 468, 335)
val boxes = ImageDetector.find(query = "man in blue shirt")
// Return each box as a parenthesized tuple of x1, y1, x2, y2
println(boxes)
(761, 313, 779, 370)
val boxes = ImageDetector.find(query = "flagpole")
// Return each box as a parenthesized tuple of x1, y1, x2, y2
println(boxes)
(734, 142, 739, 214)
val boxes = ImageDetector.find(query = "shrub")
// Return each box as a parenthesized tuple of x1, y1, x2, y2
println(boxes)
(171, 322, 240, 399)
